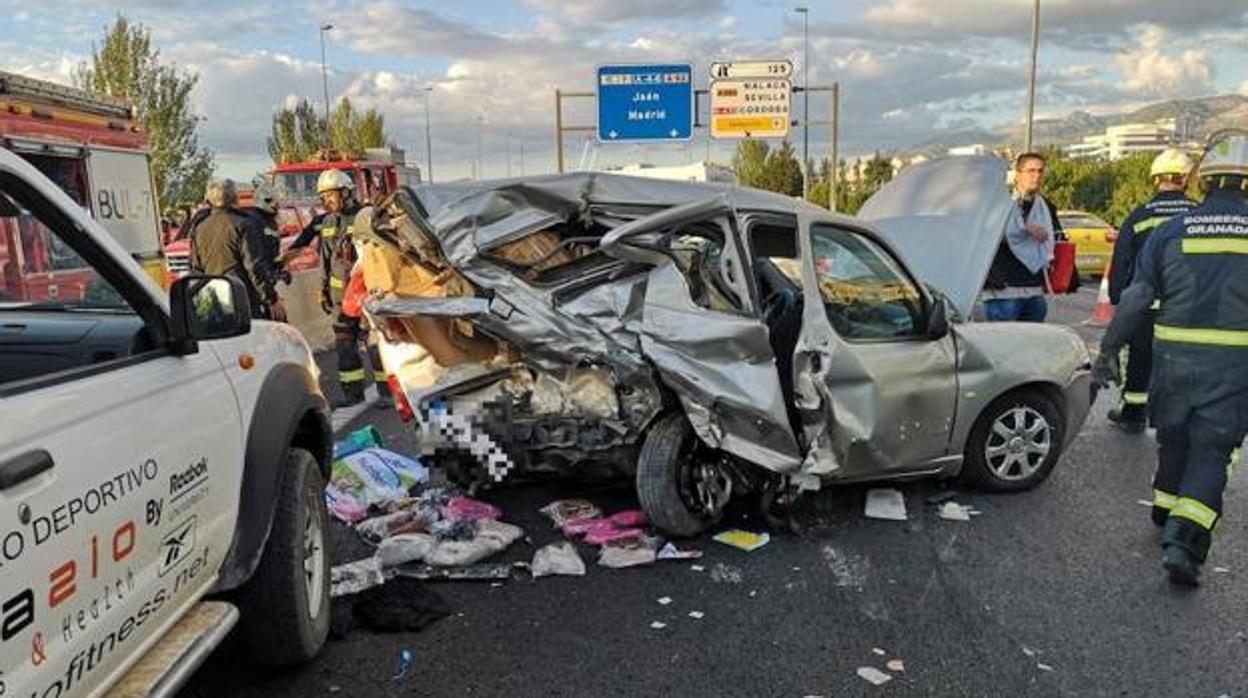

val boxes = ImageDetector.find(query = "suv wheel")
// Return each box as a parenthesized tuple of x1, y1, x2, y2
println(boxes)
(961, 390, 1064, 492)
(238, 447, 330, 665)
(637, 413, 729, 537)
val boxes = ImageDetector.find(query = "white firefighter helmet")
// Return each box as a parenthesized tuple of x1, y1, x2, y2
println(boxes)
(316, 169, 355, 194)
(1197, 130, 1248, 180)
(205, 179, 238, 208)
(1149, 148, 1193, 178)
(253, 183, 279, 213)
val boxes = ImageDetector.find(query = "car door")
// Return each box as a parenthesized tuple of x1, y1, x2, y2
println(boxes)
(0, 156, 243, 698)
(791, 210, 959, 481)
(601, 196, 803, 471)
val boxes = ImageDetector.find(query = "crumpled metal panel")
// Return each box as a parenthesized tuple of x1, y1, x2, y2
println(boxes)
(858, 156, 1013, 317)
(639, 264, 802, 471)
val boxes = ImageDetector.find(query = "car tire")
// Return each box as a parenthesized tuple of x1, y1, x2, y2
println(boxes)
(961, 390, 1064, 492)
(237, 447, 330, 665)
(636, 412, 727, 538)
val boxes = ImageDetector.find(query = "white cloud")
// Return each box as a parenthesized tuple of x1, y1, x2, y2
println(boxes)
(522, 0, 725, 26)
(1240, 81, 1248, 97)
(717, 15, 737, 29)
(1114, 25, 1214, 98)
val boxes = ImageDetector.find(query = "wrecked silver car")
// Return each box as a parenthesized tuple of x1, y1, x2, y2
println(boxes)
(357, 155, 1092, 536)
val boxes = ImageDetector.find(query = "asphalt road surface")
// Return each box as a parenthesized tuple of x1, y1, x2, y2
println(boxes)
(183, 287, 1248, 697)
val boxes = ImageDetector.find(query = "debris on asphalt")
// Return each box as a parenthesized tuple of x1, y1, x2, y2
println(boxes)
(531, 542, 586, 578)
(598, 544, 658, 569)
(443, 496, 502, 522)
(584, 526, 645, 546)
(872, 648, 887, 656)
(690, 564, 706, 572)
(709, 562, 744, 584)
(356, 501, 442, 544)
(376, 533, 437, 568)
(330, 576, 450, 637)
(1037, 663, 1054, 672)
(657, 542, 703, 560)
(333, 425, 385, 459)
(856, 667, 892, 685)
(1022, 647, 1037, 657)
(1136, 499, 1154, 508)
(886, 660, 905, 673)
(425, 520, 524, 566)
(540, 499, 602, 528)
(713, 529, 771, 551)
(938, 501, 973, 522)
(865, 488, 908, 521)
(393, 649, 413, 680)
(688, 611, 705, 619)
(331, 557, 388, 598)
(650, 621, 666, 630)
(394, 563, 512, 581)
(1214, 566, 1230, 574)
(925, 489, 960, 505)
(325, 448, 430, 524)
(657, 596, 673, 605)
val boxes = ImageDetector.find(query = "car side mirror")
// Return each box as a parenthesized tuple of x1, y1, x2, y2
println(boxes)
(927, 296, 950, 340)
(170, 274, 252, 353)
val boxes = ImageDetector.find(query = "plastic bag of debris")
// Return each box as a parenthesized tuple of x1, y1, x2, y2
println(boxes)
(532, 542, 587, 578)
(540, 499, 602, 528)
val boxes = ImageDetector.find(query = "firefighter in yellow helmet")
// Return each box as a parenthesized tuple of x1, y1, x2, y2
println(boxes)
(1105, 148, 1199, 433)
(1094, 130, 1248, 585)
(287, 169, 392, 408)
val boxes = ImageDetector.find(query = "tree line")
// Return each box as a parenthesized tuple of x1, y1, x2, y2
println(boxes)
(733, 138, 1182, 227)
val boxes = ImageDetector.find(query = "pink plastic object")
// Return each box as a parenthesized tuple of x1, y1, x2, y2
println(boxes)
(584, 527, 644, 546)
(562, 518, 615, 538)
(608, 510, 648, 528)
(443, 496, 502, 522)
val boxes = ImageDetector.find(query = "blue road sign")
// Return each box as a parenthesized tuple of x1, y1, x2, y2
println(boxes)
(596, 63, 693, 143)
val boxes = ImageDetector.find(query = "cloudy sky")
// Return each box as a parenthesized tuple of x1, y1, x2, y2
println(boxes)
(2, 0, 1246, 181)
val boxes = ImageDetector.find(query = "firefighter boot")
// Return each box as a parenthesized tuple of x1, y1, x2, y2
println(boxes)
(1162, 544, 1201, 586)
(1107, 404, 1146, 434)
(332, 389, 365, 410)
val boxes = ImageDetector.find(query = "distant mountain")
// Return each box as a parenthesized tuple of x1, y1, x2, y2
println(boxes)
(915, 94, 1248, 154)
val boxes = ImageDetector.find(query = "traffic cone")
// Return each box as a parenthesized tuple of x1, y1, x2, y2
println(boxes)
(1087, 261, 1114, 327)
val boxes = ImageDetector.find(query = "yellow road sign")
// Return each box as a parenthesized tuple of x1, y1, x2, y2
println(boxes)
(710, 78, 791, 139)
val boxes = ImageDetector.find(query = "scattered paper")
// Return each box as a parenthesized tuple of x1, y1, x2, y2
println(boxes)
(1037, 663, 1054, 672)
(650, 621, 666, 630)
(1136, 499, 1153, 508)
(658, 542, 703, 560)
(658, 596, 673, 605)
(886, 660, 905, 673)
(856, 667, 892, 686)
(688, 611, 705, 620)
(713, 529, 771, 552)
(938, 501, 972, 522)
(1214, 566, 1230, 574)
(872, 648, 887, 656)
(691, 564, 706, 572)
(1022, 647, 1037, 657)
(709, 563, 744, 584)
(865, 488, 908, 521)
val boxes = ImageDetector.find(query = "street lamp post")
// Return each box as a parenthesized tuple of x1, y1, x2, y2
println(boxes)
(1024, 0, 1040, 152)
(319, 23, 333, 147)
(795, 6, 810, 197)
(422, 86, 434, 183)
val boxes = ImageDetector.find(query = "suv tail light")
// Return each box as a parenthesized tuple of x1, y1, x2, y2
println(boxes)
(387, 374, 414, 422)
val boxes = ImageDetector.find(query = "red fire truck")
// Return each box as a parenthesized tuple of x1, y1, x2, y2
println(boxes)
(0, 70, 167, 303)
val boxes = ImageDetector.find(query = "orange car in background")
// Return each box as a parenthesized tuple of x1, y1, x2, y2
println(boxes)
(1059, 209, 1117, 277)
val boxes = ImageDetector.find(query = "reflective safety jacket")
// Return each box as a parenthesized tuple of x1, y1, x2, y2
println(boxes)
(291, 202, 362, 297)
(1108, 190, 1198, 304)
(1133, 189, 1248, 350)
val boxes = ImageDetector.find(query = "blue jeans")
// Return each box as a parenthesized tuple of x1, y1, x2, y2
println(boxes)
(983, 296, 1047, 322)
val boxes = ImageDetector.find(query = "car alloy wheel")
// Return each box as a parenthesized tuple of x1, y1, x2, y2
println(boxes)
(303, 495, 325, 619)
(983, 405, 1052, 482)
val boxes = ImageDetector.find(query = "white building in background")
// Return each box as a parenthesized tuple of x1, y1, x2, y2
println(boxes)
(604, 161, 736, 184)
(1065, 119, 1178, 160)
(948, 144, 988, 156)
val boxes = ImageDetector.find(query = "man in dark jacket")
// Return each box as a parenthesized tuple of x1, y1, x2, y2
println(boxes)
(981, 152, 1064, 322)
(1105, 148, 1199, 433)
(189, 179, 285, 321)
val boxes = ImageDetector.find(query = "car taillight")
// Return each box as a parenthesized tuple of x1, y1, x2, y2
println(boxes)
(387, 374, 414, 422)
(1105, 229, 1118, 243)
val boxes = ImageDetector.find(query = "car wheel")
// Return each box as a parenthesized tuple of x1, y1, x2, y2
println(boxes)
(636, 412, 730, 537)
(237, 447, 330, 665)
(961, 390, 1064, 492)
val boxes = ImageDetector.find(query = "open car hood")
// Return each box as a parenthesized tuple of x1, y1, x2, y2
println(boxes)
(857, 156, 1012, 317)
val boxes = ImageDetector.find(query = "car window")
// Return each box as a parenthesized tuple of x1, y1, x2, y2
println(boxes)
(1060, 214, 1110, 229)
(0, 183, 154, 389)
(810, 224, 924, 340)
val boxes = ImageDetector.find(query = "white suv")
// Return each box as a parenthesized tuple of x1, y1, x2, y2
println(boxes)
(0, 148, 332, 697)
